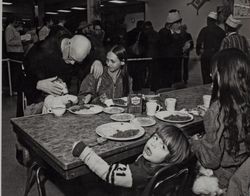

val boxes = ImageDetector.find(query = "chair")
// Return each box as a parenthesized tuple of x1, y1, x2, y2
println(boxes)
(226, 157, 250, 196)
(141, 165, 189, 196)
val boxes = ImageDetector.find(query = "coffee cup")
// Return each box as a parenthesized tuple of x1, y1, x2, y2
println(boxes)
(203, 95, 211, 108)
(165, 98, 176, 111)
(146, 101, 161, 116)
(51, 105, 66, 117)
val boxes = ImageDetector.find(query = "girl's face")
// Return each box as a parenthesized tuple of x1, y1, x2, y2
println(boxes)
(143, 133, 170, 164)
(106, 51, 124, 73)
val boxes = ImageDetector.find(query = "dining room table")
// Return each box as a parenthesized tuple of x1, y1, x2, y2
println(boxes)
(11, 84, 211, 196)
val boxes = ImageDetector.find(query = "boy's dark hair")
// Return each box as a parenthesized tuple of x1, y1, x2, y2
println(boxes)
(156, 125, 190, 165)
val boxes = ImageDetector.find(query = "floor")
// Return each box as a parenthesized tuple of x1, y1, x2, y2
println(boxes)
(1, 57, 203, 196)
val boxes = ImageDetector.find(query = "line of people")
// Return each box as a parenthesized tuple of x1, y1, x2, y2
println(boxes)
(126, 10, 194, 92)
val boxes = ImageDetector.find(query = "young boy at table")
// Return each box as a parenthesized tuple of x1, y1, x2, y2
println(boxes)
(191, 48, 250, 195)
(72, 125, 190, 195)
(78, 45, 132, 104)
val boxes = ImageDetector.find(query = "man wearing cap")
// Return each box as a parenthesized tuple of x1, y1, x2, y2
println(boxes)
(220, 14, 249, 55)
(158, 9, 185, 89)
(196, 11, 225, 84)
(20, 25, 104, 116)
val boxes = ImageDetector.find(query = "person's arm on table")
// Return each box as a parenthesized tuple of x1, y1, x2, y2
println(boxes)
(191, 102, 224, 169)
(78, 73, 97, 104)
(72, 141, 148, 188)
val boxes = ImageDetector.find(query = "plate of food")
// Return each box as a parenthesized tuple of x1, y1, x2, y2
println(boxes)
(155, 111, 193, 123)
(113, 97, 128, 107)
(68, 104, 103, 115)
(110, 113, 135, 122)
(131, 117, 156, 127)
(96, 122, 145, 141)
(103, 107, 125, 114)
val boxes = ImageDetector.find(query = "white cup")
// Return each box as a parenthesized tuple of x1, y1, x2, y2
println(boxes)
(203, 95, 211, 108)
(51, 105, 66, 117)
(165, 98, 177, 111)
(146, 101, 161, 116)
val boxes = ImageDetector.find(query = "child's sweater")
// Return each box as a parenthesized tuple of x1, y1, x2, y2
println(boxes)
(78, 67, 131, 101)
(72, 142, 159, 191)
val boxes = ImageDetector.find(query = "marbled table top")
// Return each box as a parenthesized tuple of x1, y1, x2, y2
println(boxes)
(11, 84, 211, 179)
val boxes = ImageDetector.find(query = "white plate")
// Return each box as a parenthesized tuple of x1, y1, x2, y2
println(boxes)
(113, 97, 128, 107)
(96, 122, 145, 141)
(131, 117, 156, 127)
(155, 111, 193, 123)
(68, 104, 103, 115)
(103, 107, 125, 114)
(110, 113, 135, 122)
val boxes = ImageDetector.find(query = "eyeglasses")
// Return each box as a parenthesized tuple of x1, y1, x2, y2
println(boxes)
(65, 41, 78, 64)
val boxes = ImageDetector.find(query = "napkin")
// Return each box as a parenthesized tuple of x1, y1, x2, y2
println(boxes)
(43, 94, 78, 114)
(104, 99, 114, 107)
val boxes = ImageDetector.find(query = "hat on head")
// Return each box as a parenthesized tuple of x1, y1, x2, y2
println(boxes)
(208, 11, 218, 20)
(166, 10, 182, 24)
(226, 14, 241, 28)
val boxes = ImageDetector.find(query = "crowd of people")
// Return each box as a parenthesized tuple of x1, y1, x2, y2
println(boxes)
(3, 8, 250, 196)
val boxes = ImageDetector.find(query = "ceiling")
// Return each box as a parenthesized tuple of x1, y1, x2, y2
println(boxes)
(2, 0, 145, 14)
(2, 0, 145, 30)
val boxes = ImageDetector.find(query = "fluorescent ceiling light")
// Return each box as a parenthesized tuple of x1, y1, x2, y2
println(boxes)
(45, 12, 58, 15)
(3, 2, 13, 5)
(57, 9, 71, 13)
(109, 0, 127, 3)
(100, 4, 104, 7)
(71, 7, 86, 10)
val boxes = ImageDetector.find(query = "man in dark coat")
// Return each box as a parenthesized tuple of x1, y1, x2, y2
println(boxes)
(196, 12, 225, 84)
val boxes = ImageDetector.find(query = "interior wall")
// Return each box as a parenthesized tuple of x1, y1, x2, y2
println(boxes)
(124, 12, 144, 32)
(145, 0, 250, 43)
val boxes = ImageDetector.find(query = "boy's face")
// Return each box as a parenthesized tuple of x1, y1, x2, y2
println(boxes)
(143, 133, 169, 164)
(106, 51, 124, 73)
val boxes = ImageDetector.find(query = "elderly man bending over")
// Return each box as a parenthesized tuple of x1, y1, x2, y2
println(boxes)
(20, 26, 104, 116)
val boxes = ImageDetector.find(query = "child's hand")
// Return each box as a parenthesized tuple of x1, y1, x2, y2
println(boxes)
(99, 93, 108, 103)
(199, 166, 213, 177)
(79, 94, 92, 105)
(72, 141, 87, 157)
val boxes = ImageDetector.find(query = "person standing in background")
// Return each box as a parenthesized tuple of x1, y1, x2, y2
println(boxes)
(196, 11, 225, 84)
(38, 16, 54, 41)
(5, 16, 24, 94)
(181, 24, 194, 85)
(158, 9, 185, 89)
(220, 15, 249, 55)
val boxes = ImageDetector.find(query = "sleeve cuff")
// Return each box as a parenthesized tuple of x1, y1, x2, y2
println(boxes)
(72, 141, 87, 157)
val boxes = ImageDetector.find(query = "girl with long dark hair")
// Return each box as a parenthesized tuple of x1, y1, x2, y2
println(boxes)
(78, 44, 131, 104)
(191, 48, 250, 189)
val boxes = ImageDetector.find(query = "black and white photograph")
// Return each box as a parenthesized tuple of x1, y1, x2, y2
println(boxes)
(1, 0, 250, 195)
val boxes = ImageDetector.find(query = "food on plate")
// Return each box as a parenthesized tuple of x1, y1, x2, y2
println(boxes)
(104, 107, 124, 114)
(112, 129, 140, 138)
(111, 113, 134, 121)
(70, 105, 94, 112)
(163, 114, 191, 121)
(113, 98, 127, 106)
(132, 117, 156, 127)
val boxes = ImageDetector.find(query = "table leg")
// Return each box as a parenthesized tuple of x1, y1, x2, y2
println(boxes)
(24, 162, 45, 196)
(36, 166, 44, 196)
(24, 162, 37, 196)
(7, 60, 13, 96)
